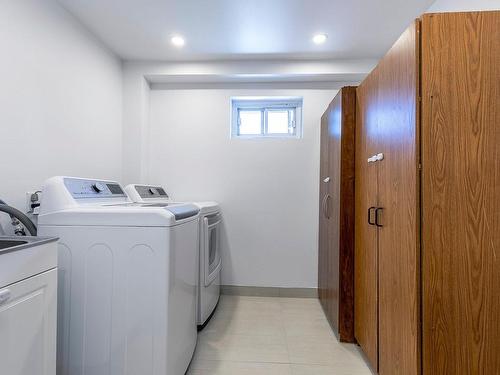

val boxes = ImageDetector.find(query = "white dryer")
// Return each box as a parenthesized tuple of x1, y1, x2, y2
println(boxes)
(38, 177, 199, 375)
(125, 184, 221, 327)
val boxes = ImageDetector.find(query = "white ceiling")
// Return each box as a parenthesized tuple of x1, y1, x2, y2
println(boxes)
(57, 0, 435, 61)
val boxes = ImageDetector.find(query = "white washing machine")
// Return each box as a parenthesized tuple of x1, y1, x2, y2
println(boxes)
(37, 177, 200, 375)
(125, 184, 221, 327)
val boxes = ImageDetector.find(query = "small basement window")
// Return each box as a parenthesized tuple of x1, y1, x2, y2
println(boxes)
(231, 97, 303, 138)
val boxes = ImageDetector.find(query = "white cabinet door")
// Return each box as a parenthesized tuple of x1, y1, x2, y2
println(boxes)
(0, 269, 57, 375)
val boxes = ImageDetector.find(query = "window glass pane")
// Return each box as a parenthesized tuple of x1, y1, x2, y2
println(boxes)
(267, 110, 290, 134)
(231, 97, 302, 138)
(239, 110, 262, 135)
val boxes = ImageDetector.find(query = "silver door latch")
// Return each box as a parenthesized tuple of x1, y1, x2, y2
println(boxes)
(367, 153, 384, 163)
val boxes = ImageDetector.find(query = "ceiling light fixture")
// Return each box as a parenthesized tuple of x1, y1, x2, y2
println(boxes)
(171, 35, 185, 47)
(312, 33, 328, 45)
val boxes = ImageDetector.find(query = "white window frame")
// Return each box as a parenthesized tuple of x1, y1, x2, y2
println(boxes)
(231, 97, 303, 139)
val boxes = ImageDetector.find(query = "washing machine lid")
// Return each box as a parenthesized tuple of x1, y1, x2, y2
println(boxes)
(38, 203, 199, 227)
(110, 202, 200, 221)
(38, 177, 199, 227)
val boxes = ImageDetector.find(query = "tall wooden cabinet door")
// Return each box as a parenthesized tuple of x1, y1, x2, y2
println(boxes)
(376, 20, 420, 375)
(319, 88, 356, 342)
(326, 95, 341, 332)
(355, 72, 380, 371)
(324, 90, 345, 337)
(421, 12, 500, 375)
(318, 110, 330, 308)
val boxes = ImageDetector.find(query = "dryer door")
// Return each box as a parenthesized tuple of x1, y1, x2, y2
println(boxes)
(203, 213, 222, 286)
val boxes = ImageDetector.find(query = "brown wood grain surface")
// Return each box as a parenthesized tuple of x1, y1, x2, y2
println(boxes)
(421, 11, 500, 375)
(326, 91, 341, 335)
(355, 72, 380, 371)
(355, 20, 421, 374)
(376, 20, 420, 375)
(318, 110, 330, 310)
(338, 87, 356, 342)
(318, 88, 356, 342)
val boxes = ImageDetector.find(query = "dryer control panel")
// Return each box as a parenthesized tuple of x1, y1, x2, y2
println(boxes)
(64, 178, 127, 199)
(134, 185, 169, 199)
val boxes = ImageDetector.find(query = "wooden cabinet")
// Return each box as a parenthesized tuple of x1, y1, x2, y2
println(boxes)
(318, 87, 356, 342)
(421, 12, 500, 375)
(354, 11, 500, 375)
(355, 21, 420, 374)
(354, 66, 381, 370)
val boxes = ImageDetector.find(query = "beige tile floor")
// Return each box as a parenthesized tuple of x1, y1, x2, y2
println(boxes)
(187, 296, 374, 375)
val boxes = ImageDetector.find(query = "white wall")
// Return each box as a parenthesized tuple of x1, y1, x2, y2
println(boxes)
(148, 88, 336, 288)
(0, 0, 122, 226)
(121, 60, 376, 184)
(428, 0, 500, 12)
(122, 60, 374, 289)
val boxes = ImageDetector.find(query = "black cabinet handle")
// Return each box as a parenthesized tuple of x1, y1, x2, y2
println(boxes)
(375, 207, 384, 227)
(368, 207, 376, 225)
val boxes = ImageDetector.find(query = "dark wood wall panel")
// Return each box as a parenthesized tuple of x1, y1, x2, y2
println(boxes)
(421, 11, 500, 375)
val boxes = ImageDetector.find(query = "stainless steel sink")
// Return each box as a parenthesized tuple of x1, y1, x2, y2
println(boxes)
(0, 236, 57, 253)
(0, 239, 28, 250)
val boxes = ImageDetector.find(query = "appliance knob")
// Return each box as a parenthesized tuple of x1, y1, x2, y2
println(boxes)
(91, 182, 106, 193)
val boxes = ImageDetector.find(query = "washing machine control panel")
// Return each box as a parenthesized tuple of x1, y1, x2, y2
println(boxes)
(134, 185, 169, 199)
(64, 178, 126, 199)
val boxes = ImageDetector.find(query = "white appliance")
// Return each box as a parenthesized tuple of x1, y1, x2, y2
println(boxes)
(125, 184, 221, 326)
(38, 177, 200, 375)
(0, 236, 58, 375)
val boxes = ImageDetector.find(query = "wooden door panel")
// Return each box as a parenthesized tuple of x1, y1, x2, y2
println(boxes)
(326, 92, 342, 333)
(318, 112, 330, 308)
(376, 20, 420, 375)
(421, 11, 500, 374)
(355, 72, 380, 371)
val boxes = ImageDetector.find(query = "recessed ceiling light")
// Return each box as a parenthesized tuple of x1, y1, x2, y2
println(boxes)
(171, 35, 185, 47)
(312, 33, 328, 45)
